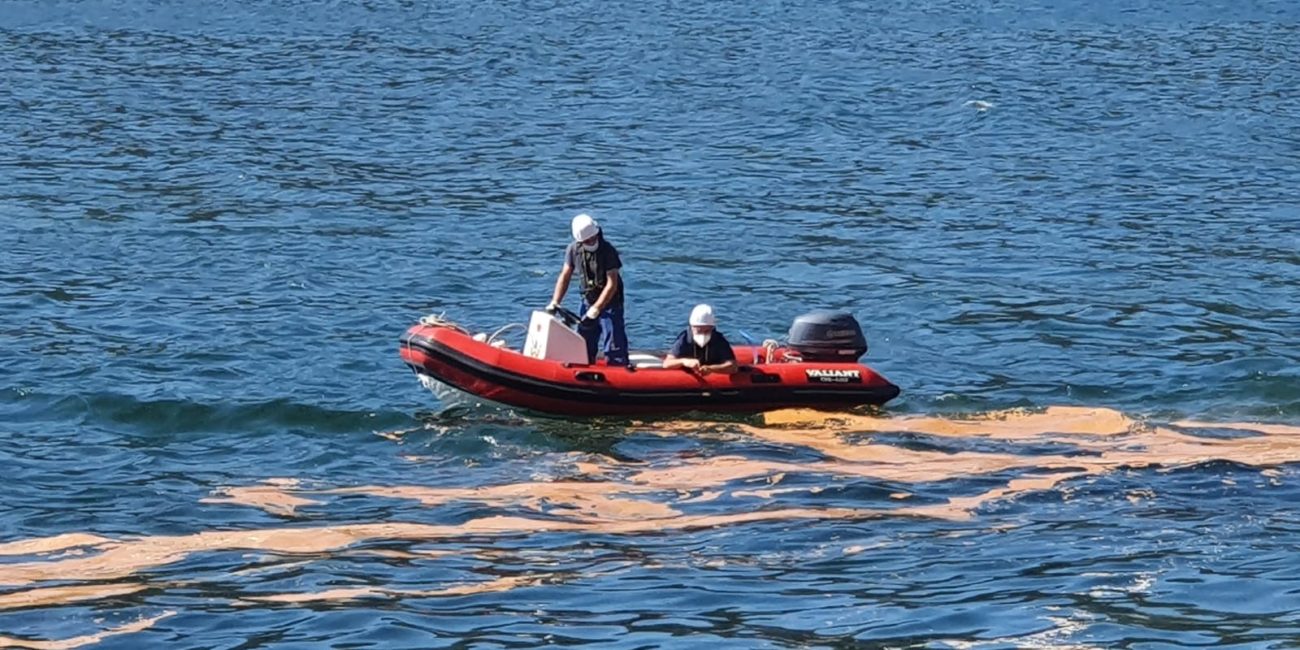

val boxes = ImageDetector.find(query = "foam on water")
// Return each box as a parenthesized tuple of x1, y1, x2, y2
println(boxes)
(2, 406, 1295, 626)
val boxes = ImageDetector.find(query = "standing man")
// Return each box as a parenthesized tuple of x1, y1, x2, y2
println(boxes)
(547, 214, 629, 366)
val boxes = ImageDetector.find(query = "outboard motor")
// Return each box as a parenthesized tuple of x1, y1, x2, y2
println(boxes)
(787, 311, 868, 361)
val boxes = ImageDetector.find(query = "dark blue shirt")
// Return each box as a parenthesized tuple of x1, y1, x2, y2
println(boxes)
(565, 237, 624, 308)
(669, 330, 735, 365)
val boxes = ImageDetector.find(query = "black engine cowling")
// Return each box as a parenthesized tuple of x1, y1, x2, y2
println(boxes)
(787, 311, 868, 361)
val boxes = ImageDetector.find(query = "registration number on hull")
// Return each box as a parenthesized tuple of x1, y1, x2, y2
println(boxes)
(805, 369, 862, 383)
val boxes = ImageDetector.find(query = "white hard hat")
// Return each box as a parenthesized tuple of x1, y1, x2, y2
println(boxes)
(571, 213, 600, 241)
(689, 304, 716, 327)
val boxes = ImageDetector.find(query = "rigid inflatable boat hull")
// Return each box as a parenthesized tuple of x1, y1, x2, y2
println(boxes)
(400, 324, 900, 417)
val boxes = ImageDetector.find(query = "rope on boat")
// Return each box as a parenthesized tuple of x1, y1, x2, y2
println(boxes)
(487, 322, 527, 346)
(419, 312, 787, 361)
(419, 312, 471, 334)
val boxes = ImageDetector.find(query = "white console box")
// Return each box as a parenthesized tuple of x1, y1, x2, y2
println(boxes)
(522, 311, 588, 364)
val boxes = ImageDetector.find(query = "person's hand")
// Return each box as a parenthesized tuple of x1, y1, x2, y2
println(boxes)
(585, 306, 601, 321)
(697, 364, 713, 375)
(680, 358, 701, 371)
(545, 301, 558, 314)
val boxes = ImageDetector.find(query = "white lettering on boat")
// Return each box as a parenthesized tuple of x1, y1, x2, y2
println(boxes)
(805, 369, 862, 383)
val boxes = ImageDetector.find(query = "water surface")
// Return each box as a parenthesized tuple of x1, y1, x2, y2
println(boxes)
(2, 0, 1299, 647)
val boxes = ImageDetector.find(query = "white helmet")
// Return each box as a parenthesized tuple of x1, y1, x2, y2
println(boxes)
(689, 304, 716, 327)
(571, 213, 600, 241)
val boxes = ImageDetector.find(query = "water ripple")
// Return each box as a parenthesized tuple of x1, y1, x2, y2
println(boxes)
(3, 0, 1300, 646)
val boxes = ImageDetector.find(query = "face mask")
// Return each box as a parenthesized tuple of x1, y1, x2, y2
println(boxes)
(692, 332, 712, 347)
(581, 241, 599, 252)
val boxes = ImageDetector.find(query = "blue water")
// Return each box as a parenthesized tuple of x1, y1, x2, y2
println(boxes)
(3, 0, 1300, 647)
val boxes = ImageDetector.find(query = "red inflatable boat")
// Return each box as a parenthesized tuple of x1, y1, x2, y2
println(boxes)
(399, 310, 900, 417)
